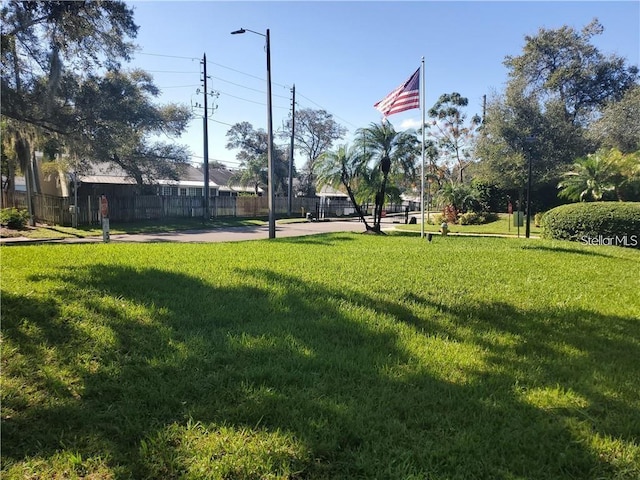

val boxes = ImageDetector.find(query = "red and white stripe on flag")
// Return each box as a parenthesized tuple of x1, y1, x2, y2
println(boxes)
(374, 68, 420, 117)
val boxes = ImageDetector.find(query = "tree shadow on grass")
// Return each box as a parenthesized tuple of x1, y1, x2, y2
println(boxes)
(2, 265, 635, 478)
(405, 292, 640, 444)
(274, 233, 358, 246)
(520, 243, 628, 258)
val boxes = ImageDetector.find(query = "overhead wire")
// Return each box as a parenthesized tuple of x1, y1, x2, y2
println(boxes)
(138, 50, 357, 128)
(136, 50, 362, 168)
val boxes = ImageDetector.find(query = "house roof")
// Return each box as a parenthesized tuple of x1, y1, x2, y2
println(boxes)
(65, 161, 262, 193)
(316, 185, 349, 198)
(77, 162, 206, 187)
(77, 162, 136, 184)
(204, 166, 263, 193)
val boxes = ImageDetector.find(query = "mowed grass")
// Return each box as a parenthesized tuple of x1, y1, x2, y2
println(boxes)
(1, 234, 639, 479)
(396, 213, 543, 236)
(13, 217, 267, 240)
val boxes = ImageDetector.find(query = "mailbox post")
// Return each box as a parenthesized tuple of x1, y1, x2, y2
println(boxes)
(100, 195, 110, 243)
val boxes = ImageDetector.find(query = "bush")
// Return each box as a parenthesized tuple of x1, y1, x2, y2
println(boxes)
(459, 212, 479, 225)
(441, 205, 459, 224)
(534, 212, 544, 227)
(431, 214, 444, 225)
(0, 208, 30, 230)
(541, 202, 640, 248)
(459, 211, 500, 225)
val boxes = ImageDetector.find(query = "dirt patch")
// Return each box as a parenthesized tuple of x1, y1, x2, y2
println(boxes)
(0, 226, 34, 238)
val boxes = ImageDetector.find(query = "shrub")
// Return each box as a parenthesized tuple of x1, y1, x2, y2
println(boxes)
(431, 214, 444, 225)
(459, 212, 479, 225)
(441, 204, 459, 224)
(459, 211, 499, 225)
(534, 212, 544, 227)
(541, 202, 640, 248)
(480, 212, 499, 223)
(0, 208, 30, 230)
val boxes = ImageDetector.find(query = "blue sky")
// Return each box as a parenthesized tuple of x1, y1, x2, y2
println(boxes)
(126, 1, 640, 169)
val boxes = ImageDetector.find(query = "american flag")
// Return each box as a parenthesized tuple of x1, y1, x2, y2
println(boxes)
(374, 68, 420, 117)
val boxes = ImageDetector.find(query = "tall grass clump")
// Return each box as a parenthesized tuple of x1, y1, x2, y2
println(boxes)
(2, 234, 639, 479)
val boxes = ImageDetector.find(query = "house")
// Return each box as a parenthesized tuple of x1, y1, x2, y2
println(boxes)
(34, 157, 260, 199)
(206, 166, 264, 197)
(315, 184, 356, 217)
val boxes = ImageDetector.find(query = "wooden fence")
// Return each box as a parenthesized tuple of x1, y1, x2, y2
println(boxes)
(6, 192, 387, 226)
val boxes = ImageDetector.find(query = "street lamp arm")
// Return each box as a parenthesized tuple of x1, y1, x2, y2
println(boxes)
(231, 27, 265, 37)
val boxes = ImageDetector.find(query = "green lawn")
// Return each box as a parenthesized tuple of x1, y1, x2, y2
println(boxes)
(1, 234, 639, 479)
(11, 217, 267, 240)
(396, 212, 543, 236)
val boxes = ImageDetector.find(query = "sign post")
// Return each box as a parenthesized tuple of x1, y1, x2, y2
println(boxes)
(100, 195, 110, 243)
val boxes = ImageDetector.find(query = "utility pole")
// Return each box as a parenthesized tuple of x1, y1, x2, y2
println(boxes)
(201, 53, 210, 221)
(288, 84, 295, 216)
(482, 94, 486, 124)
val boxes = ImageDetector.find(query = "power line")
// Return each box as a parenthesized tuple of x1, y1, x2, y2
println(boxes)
(211, 75, 290, 99)
(138, 50, 359, 130)
(217, 90, 288, 109)
(209, 118, 236, 127)
(205, 58, 289, 90)
(137, 52, 199, 61)
(296, 91, 359, 129)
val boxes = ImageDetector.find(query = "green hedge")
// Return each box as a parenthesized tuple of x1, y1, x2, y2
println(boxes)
(541, 202, 640, 248)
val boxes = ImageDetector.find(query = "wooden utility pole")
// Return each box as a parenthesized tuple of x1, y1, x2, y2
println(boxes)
(288, 84, 295, 216)
(482, 94, 486, 123)
(201, 53, 210, 220)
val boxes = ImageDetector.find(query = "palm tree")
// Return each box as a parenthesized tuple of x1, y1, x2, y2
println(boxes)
(357, 122, 419, 232)
(558, 151, 620, 202)
(435, 180, 478, 222)
(316, 144, 372, 229)
(231, 157, 266, 196)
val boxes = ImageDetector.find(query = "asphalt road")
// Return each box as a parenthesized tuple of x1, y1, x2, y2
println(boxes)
(1, 218, 395, 245)
(109, 219, 375, 243)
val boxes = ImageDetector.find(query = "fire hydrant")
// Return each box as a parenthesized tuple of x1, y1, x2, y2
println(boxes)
(440, 222, 449, 236)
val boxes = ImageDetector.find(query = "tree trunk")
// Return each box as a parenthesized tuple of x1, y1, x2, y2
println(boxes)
(344, 183, 371, 231)
(15, 135, 36, 226)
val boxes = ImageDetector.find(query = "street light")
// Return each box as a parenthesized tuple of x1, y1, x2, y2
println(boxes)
(231, 27, 275, 239)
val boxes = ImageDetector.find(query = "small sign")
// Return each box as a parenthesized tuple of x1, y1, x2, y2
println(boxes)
(507, 202, 513, 214)
(100, 195, 109, 218)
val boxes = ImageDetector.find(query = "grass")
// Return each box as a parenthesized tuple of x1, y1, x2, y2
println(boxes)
(4, 217, 267, 240)
(396, 212, 542, 236)
(1, 234, 639, 479)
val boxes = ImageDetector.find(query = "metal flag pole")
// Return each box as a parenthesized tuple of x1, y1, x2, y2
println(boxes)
(420, 56, 425, 239)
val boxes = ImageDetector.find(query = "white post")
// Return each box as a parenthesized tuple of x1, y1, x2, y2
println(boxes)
(420, 57, 426, 238)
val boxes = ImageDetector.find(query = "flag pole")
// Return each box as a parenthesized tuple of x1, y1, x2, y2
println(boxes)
(420, 56, 425, 239)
